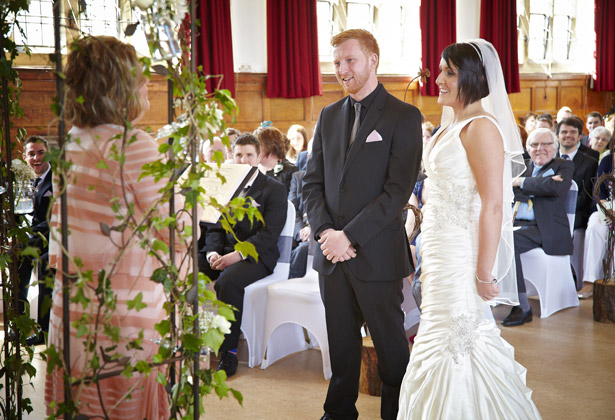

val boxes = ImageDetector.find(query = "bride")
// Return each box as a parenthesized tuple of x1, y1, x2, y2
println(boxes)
(397, 40, 541, 419)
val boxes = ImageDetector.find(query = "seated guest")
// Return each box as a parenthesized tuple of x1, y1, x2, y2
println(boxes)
(295, 136, 313, 172)
(580, 150, 615, 298)
(557, 106, 573, 123)
(556, 117, 599, 284)
(18, 136, 53, 346)
(422, 121, 435, 143)
(521, 112, 537, 135)
(198, 133, 287, 377)
(536, 113, 555, 130)
(405, 174, 428, 310)
(286, 124, 308, 164)
(582, 111, 603, 145)
(604, 112, 615, 134)
(588, 126, 612, 161)
(254, 125, 298, 194)
(224, 128, 241, 162)
(201, 136, 227, 163)
(504, 128, 574, 327)
(557, 117, 599, 228)
(289, 170, 310, 278)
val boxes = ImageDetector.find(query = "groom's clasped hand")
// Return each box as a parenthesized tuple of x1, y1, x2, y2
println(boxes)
(318, 228, 357, 263)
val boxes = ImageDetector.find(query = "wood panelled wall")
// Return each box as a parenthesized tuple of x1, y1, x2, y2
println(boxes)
(12, 69, 615, 147)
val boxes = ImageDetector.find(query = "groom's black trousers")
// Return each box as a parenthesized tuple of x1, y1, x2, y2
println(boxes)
(320, 262, 409, 420)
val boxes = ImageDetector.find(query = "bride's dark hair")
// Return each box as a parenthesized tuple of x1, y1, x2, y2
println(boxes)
(441, 42, 489, 107)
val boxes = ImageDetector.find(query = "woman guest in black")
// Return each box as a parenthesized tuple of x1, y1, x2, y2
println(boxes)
(254, 124, 298, 194)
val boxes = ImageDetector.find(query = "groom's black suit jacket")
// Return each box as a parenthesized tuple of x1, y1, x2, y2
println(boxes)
(514, 158, 574, 255)
(303, 85, 422, 281)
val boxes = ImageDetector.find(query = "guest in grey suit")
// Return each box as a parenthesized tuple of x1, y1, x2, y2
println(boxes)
(503, 128, 574, 327)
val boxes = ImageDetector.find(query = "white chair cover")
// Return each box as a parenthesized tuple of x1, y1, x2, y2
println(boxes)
(260, 252, 332, 379)
(240, 201, 295, 368)
(520, 181, 580, 317)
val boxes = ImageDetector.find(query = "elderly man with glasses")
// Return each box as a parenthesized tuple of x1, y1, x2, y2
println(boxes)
(503, 128, 574, 327)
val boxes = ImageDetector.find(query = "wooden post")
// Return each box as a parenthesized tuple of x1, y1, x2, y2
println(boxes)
(593, 279, 615, 323)
(359, 336, 382, 396)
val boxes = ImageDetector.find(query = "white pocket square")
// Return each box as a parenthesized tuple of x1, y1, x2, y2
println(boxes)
(43, 191, 53, 197)
(365, 130, 383, 143)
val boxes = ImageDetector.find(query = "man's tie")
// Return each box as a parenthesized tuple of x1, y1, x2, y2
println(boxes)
(240, 185, 250, 198)
(349, 102, 361, 146)
(33, 177, 41, 188)
(561, 154, 570, 160)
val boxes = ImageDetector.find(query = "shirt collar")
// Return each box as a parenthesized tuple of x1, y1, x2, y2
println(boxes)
(349, 82, 382, 110)
(37, 164, 51, 182)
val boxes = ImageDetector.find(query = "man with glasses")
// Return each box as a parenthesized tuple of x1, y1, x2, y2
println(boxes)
(503, 128, 574, 327)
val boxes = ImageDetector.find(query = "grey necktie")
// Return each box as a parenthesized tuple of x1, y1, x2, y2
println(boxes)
(349, 102, 361, 146)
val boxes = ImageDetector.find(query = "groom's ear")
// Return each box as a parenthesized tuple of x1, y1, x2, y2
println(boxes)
(369, 53, 378, 71)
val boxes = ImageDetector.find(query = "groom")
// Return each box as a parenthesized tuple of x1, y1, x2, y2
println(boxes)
(303, 29, 422, 420)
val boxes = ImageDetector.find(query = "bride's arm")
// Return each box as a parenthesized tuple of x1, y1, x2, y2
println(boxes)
(460, 118, 504, 301)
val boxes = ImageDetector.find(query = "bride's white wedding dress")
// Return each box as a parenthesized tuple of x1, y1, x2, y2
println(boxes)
(397, 115, 541, 420)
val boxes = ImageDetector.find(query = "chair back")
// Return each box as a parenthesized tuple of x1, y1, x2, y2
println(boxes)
(241, 200, 295, 368)
(565, 181, 578, 237)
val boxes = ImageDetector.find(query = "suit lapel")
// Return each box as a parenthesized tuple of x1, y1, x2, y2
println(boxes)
(343, 87, 387, 174)
(35, 170, 52, 204)
(245, 171, 264, 204)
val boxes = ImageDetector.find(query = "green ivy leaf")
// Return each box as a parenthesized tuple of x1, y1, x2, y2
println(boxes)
(217, 306, 236, 322)
(96, 159, 109, 169)
(155, 319, 171, 336)
(181, 333, 201, 353)
(235, 241, 258, 262)
(152, 238, 169, 254)
(127, 292, 147, 311)
(135, 360, 150, 375)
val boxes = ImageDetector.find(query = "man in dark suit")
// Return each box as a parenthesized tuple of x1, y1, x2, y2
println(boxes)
(556, 117, 598, 290)
(198, 133, 287, 378)
(18, 136, 53, 345)
(580, 111, 603, 146)
(295, 149, 309, 172)
(503, 128, 574, 327)
(303, 29, 422, 420)
(289, 170, 310, 278)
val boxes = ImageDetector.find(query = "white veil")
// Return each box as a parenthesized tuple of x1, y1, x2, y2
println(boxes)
(440, 39, 525, 306)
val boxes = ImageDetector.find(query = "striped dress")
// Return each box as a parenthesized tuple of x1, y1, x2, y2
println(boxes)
(45, 124, 191, 419)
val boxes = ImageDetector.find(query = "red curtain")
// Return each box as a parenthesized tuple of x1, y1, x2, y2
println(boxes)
(420, 0, 456, 96)
(594, 0, 615, 92)
(196, 0, 236, 96)
(480, 0, 520, 93)
(266, 0, 322, 98)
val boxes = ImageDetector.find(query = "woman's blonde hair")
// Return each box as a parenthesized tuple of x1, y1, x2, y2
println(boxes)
(64, 36, 147, 127)
(286, 124, 308, 160)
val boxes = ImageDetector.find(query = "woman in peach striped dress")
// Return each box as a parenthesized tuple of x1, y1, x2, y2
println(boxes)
(45, 36, 190, 419)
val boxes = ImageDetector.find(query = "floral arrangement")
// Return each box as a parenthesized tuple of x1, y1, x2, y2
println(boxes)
(11, 158, 35, 182)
